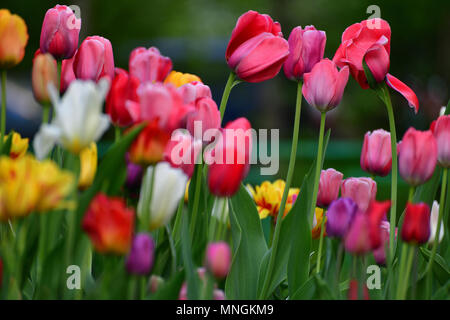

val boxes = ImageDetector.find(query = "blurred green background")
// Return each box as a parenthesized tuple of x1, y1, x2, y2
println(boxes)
(2, 0, 450, 210)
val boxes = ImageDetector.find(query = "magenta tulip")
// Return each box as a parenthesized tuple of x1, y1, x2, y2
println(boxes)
(360, 129, 392, 177)
(205, 242, 231, 279)
(432, 115, 450, 168)
(317, 168, 343, 207)
(326, 197, 357, 238)
(129, 46, 172, 83)
(341, 177, 377, 212)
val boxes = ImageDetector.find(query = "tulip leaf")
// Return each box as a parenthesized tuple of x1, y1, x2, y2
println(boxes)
(419, 247, 450, 285)
(180, 208, 200, 300)
(150, 270, 185, 300)
(0, 131, 12, 156)
(290, 277, 316, 300)
(445, 99, 450, 115)
(413, 167, 442, 206)
(225, 184, 268, 299)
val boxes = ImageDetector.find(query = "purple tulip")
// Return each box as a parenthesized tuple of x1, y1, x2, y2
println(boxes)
(125, 153, 143, 190)
(125, 233, 155, 275)
(326, 198, 357, 238)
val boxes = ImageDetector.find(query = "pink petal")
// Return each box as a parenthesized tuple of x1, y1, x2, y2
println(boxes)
(385, 73, 419, 113)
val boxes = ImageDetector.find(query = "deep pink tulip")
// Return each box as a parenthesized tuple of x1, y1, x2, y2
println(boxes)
(283, 25, 326, 81)
(302, 59, 349, 112)
(73, 36, 115, 82)
(360, 129, 392, 177)
(225, 10, 289, 83)
(40, 5, 80, 60)
(205, 242, 231, 279)
(317, 168, 343, 207)
(186, 97, 221, 141)
(178, 81, 212, 104)
(60, 55, 75, 93)
(341, 177, 377, 212)
(398, 128, 438, 186)
(432, 115, 450, 168)
(129, 47, 172, 83)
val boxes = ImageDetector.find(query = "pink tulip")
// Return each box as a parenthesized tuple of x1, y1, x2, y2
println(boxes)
(178, 81, 212, 104)
(60, 55, 75, 93)
(372, 221, 390, 265)
(129, 47, 172, 83)
(73, 36, 115, 82)
(317, 168, 343, 208)
(360, 129, 392, 177)
(225, 10, 289, 83)
(398, 128, 438, 186)
(302, 59, 349, 112)
(40, 5, 80, 60)
(341, 177, 377, 212)
(205, 242, 231, 279)
(283, 25, 326, 81)
(432, 115, 450, 168)
(186, 97, 221, 141)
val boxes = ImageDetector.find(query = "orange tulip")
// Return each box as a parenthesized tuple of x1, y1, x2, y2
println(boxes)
(0, 9, 28, 69)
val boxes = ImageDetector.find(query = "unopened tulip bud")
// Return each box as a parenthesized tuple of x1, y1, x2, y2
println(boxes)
(60, 56, 75, 93)
(341, 177, 377, 212)
(129, 47, 172, 83)
(125, 233, 155, 275)
(360, 129, 392, 177)
(401, 202, 431, 245)
(186, 97, 221, 140)
(32, 52, 57, 104)
(317, 168, 343, 207)
(78, 142, 97, 190)
(0, 9, 28, 69)
(432, 115, 450, 168)
(205, 242, 231, 279)
(326, 198, 357, 238)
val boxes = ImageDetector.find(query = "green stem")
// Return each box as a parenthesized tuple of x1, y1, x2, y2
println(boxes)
(397, 244, 415, 299)
(172, 196, 185, 241)
(140, 166, 155, 231)
(115, 126, 121, 142)
(316, 210, 327, 274)
(37, 213, 49, 284)
(219, 72, 236, 122)
(408, 186, 416, 203)
(42, 104, 50, 124)
(258, 81, 303, 299)
(165, 224, 177, 276)
(310, 112, 327, 226)
(189, 163, 203, 236)
(57, 60, 62, 94)
(1, 70, 7, 146)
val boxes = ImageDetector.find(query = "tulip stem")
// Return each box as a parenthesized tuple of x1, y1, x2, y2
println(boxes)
(396, 244, 415, 299)
(189, 163, 203, 237)
(115, 126, 121, 142)
(42, 104, 50, 125)
(1, 70, 7, 145)
(219, 72, 236, 122)
(165, 224, 177, 276)
(57, 60, 62, 94)
(316, 210, 327, 274)
(258, 81, 303, 299)
(408, 186, 416, 203)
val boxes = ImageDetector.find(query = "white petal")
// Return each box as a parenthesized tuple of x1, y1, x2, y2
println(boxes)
(33, 124, 61, 160)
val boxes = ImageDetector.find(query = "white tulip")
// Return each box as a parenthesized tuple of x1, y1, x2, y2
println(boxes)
(138, 162, 188, 230)
(428, 201, 444, 244)
(33, 79, 110, 159)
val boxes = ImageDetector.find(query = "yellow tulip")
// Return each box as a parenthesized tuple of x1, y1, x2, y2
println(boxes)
(164, 70, 201, 87)
(0, 9, 28, 68)
(2, 131, 29, 159)
(78, 142, 97, 190)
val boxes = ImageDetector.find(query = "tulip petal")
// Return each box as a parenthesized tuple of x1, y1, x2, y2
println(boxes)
(385, 73, 419, 113)
(329, 66, 349, 107)
(364, 37, 390, 83)
(33, 124, 60, 160)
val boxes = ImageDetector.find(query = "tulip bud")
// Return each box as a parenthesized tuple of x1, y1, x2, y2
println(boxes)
(401, 202, 431, 245)
(129, 46, 172, 83)
(432, 115, 450, 168)
(125, 233, 155, 275)
(164, 70, 201, 87)
(3, 131, 28, 159)
(344, 213, 371, 255)
(213, 289, 226, 300)
(60, 56, 75, 93)
(138, 162, 188, 230)
(32, 52, 57, 104)
(0, 9, 28, 69)
(73, 36, 115, 82)
(302, 59, 349, 112)
(317, 168, 343, 207)
(40, 5, 80, 60)
(164, 130, 202, 178)
(360, 129, 392, 177)
(205, 242, 231, 279)
(186, 97, 221, 141)
(226, 10, 289, 83)
(178, 81, 212, 104)
(149, 275, 164, 293)
(398, 128, 437, 186)
(311, 208, 326, 239)
(341, 177, 377, 212)
(82, 193, 135, 254)
(428, 201, 444, 244)
(283, 25, 326, 81)
(326, 198, 357, 238)
(78, 142, 97, 190)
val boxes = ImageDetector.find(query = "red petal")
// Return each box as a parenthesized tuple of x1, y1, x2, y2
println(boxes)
(385, 73, 419, 113)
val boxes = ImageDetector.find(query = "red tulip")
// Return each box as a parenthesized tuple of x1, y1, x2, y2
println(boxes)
(401, 202, 431, 244)
(73, 36, 114, 82)
(82, 193, 134, 255)
(341, 177, 377, 212)
(302, 59, 349, 112)
(398, 128, 437, 186)
(207, 118, 252, 197)
(225, 10, 289, 83)
(40, 5, 80, 60)
(129, 46, 172, 83)
(360, 129, 392, 177)
(186, 97, 221, 141)
(105, 68, 140, 127)
(178, 81, 212, 104)
(60, 56, 75, 93)
(348, 279, 370, 300)
(283, 25, 326, 81)
(333, 18, 419, 112)
(432, 115, 450, 168)
(317, 168, 343, 208)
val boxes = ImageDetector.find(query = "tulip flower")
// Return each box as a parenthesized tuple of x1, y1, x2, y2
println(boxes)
(186, 97, 221, 140)
(78, 142, 97, 190)
(207, 118, 252, 197)
(225, 10, 289, 82)
(428, 201, 444, 244)
(33, 79, 110, 159)
(317, 168, 343, 207)
(360, 129, 392, 177)
(372, 221, 390, 265)
(401, 202, 430, 244)
(128, 120, 170, 166)
(432, 115, 450, 168)
(178, 81, 212, 104)
(125, 233, 155, 275)
(125, 153, 143, 190)
(137, 162, 188, 230)
(40, 5, 80, 60)
(348, 279, 370, 300)
(163, 130, 202, 178)
(302, 59, 349, 112)
(333, 18, 418, 112)
(32, 52, 57, 104)
(60, 56, 76, 93)
(3, 131, 29, 159)
(311, 208, 326, 239)
(326, 198, 357, 238)
(164, 70, 201, 87)
(205, 242, 231, 279)
(341, 177, 377, 212)
(105, 68, 140, 127)
(283, 25, 326, 81)
(398, 128, 437, 186)
(73, 36, 115, 82)
(82, 193, 135, 254)
(129, 46, 172, 83)
(0, 9, 28, 69)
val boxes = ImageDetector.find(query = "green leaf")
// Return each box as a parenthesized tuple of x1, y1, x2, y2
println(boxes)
(0, 131, 12, 156)
(413, 167, 442, 206)
(180, 208, 200, 300)
(225, 185, 268, 299)
(419, 247, 450, 285)
(151, 271, 185, 300)
(290, 277, 316, 300)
